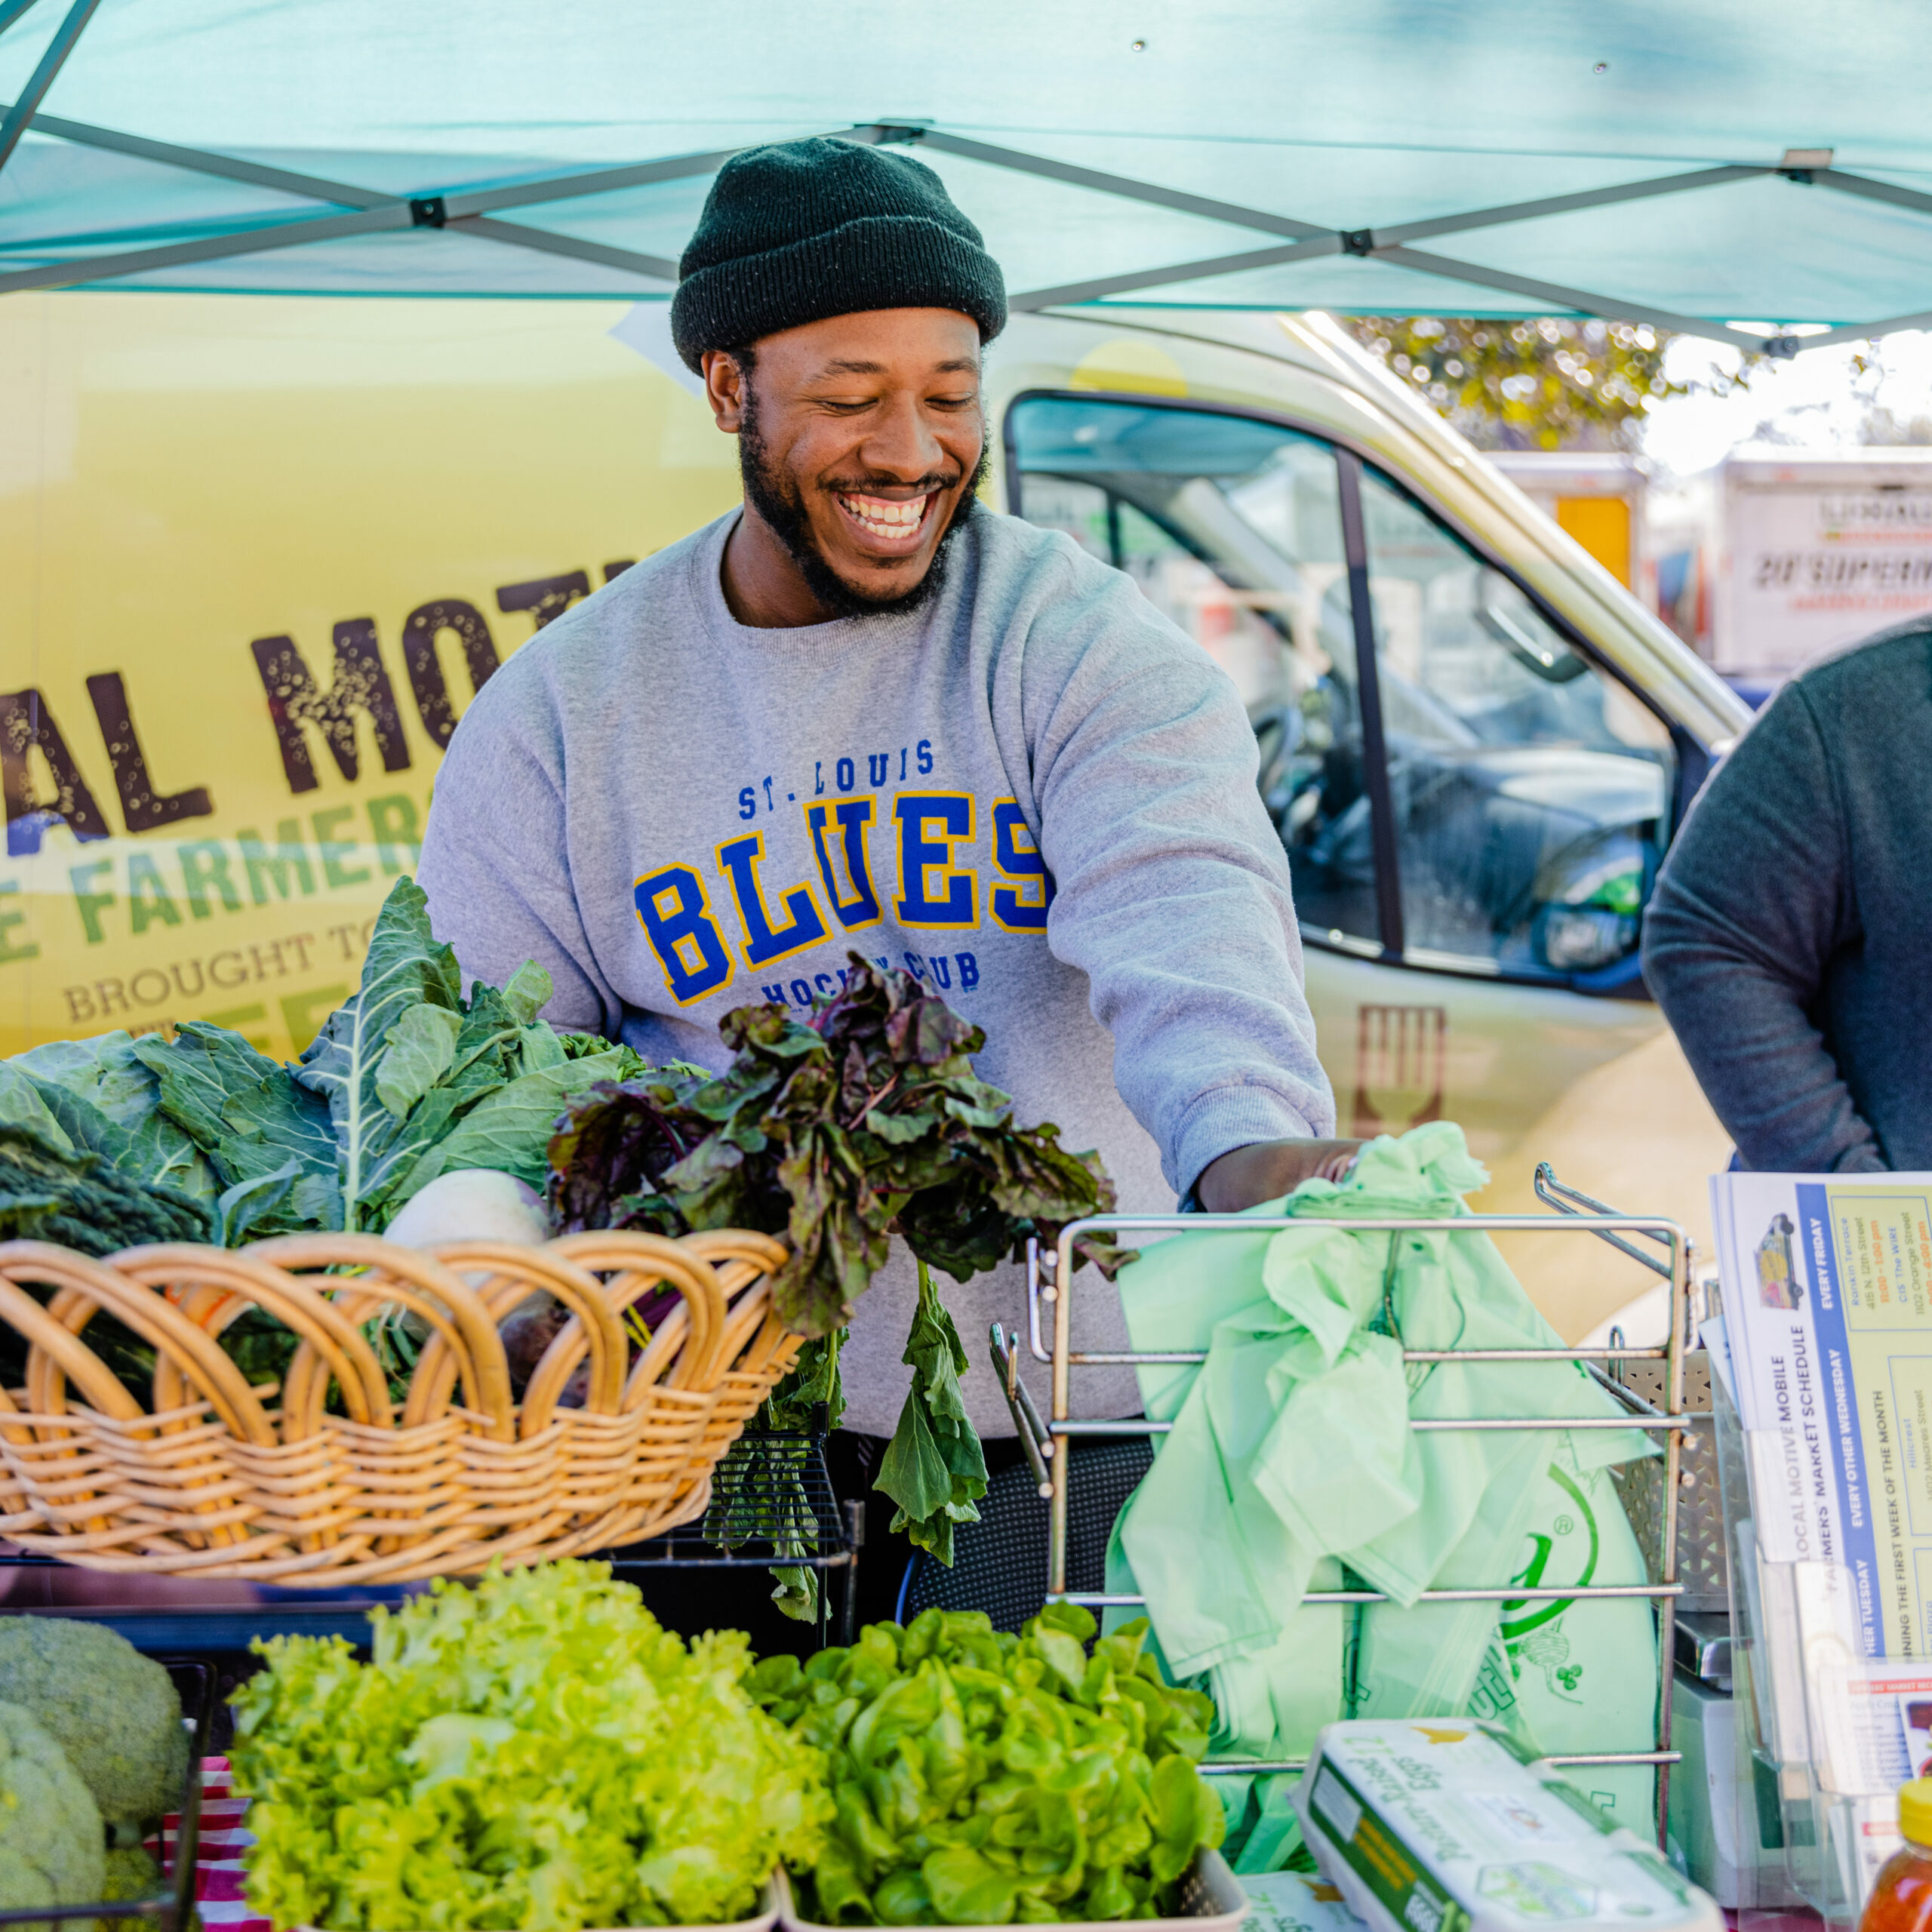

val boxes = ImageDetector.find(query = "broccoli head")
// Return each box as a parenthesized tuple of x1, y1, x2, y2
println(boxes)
(102, 1843, 165, 1932)
(0, 1620, 187, 1833)
(0, 1697, 107, 1929)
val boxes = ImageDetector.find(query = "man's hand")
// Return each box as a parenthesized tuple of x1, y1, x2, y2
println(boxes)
(1195, 1137, 1364, 1212)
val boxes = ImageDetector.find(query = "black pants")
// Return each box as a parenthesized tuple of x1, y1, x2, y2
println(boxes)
(823, 1429, 1041, 1638)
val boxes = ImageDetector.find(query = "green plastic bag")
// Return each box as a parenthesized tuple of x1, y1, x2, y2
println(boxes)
(1102, 1125, 1660, 1868)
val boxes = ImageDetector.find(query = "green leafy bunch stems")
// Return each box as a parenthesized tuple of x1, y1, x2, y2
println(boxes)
(749, 1603, 1223, 1924)
(877, 1263, 989, 1568)
(544, 955, 1129, 1565)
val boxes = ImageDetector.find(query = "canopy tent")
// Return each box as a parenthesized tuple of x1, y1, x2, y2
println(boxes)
(2, 0, 1927, 355)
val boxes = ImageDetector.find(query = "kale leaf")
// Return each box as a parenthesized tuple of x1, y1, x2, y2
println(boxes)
(0, 1123, 213, 1255)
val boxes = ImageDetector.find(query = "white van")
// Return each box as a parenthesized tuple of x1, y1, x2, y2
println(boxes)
(0, 294, 1749, 1337)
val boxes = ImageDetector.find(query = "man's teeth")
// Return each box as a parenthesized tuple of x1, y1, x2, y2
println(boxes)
(841, 493, 928, 536)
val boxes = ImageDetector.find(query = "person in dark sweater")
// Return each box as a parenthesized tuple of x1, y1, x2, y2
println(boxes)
(1641, 620, 1932, 1173)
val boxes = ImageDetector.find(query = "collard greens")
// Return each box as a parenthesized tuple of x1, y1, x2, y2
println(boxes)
(750, 1604, 1223, 1924)
(5, 877, 627, 1244)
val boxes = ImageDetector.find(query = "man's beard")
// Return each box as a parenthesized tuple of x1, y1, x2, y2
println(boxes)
(737, 387, 989, 621)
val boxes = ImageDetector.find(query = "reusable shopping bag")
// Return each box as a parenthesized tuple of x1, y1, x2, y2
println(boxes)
(1101, 1124, 1659, 1866)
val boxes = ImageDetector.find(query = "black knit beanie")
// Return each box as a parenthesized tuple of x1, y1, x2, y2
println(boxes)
(671, 137, 1008, 372)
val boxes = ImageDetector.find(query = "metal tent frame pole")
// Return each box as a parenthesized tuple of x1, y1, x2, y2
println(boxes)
(0, 97, 1924, 352)
(0, 0, 47, 42)
(0, 0, 95, 177)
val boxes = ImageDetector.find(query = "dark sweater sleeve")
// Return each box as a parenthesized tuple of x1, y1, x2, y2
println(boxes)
(1641, 681, 1884, 1173)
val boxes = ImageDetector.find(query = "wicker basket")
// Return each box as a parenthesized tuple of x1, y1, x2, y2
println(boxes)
(0, 1227, 801, 1586)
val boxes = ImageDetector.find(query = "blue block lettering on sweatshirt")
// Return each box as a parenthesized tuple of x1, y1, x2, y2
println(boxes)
(756, 949, 981, 1009)
(806, 797, 881, 931)
(715, 831, 830, 969)
(894, 792, 977, 929)
(758, 978, 843, 1007)
(634, 866, 734, 1005)
(990, 798, 1054, 933)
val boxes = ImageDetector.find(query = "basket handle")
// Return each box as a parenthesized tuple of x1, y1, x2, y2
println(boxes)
(522, 1236, 724, 1422)
(247, 1235, 515, 1443)
(2, 1242, 275, 1446)
(544, 1231, 737, 1391)
(0, 1254, 143, 1425)
(672, 1230, 792, 1386)
(109, 1247, 393, 1435)
(612, 1232, 790, 1408)
(423, 1243, 631, 1435)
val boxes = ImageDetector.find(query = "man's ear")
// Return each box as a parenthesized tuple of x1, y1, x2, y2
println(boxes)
(702, 349, 748, 432)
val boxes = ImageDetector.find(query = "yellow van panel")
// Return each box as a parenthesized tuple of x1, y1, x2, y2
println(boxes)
(0, 293, 742, 1061)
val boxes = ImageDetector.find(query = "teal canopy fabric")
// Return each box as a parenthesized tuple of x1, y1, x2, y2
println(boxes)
(1, 1, 1927, 350)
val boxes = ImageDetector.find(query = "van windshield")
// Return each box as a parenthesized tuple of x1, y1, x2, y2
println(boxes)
(1006, 392, 1675, 983)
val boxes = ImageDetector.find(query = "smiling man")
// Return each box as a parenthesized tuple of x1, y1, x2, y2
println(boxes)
(419, 137, 1347, 1460)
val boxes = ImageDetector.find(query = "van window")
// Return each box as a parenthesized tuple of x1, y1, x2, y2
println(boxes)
(1358, 468, 1675, 978)
(1006, 396, 1377, 944)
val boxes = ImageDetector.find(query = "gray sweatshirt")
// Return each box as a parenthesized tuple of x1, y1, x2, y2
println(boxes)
(418, 506, 1333, 1435)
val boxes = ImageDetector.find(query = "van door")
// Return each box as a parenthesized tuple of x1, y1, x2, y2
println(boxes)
(1004, 392, 1727, 1337)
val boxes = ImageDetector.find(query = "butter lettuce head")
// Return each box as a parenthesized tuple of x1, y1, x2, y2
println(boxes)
(229, 1561, 829, 1930)
(750, 1604, 1223, 1925)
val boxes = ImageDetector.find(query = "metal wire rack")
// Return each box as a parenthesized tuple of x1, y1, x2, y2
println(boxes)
(992, 1165, 1697, 1850)
(601, 1429, 854, 1570)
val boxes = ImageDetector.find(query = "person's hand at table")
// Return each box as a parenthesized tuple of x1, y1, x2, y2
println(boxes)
(1194, 1137, 1364, 1212)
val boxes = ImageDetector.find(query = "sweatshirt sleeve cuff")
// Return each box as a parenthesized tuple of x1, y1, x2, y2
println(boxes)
(1170, 1083, 1323, 1202)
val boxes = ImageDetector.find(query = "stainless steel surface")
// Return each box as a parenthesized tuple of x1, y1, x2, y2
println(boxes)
(1673, 1611, 1732, 1686)
(1044, 1188, 1691, 1850)
(1611, 1352, 1727, 1614)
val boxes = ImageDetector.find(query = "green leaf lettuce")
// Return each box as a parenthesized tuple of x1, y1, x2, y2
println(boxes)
(229, 1561, 830, 1930)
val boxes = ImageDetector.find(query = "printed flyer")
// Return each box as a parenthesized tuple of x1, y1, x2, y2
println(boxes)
(1711, 1171, 1932, 1662)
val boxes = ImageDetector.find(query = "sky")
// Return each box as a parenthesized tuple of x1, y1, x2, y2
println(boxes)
(1641, 327, 1932, 477)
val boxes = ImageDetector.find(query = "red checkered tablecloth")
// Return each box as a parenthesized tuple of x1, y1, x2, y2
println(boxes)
(156, 1756, 272, 1932)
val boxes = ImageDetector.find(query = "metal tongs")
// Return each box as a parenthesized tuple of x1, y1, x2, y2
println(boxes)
(989, 1321, 1054, 1497)
(1534, 1161, 1674, 1278)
